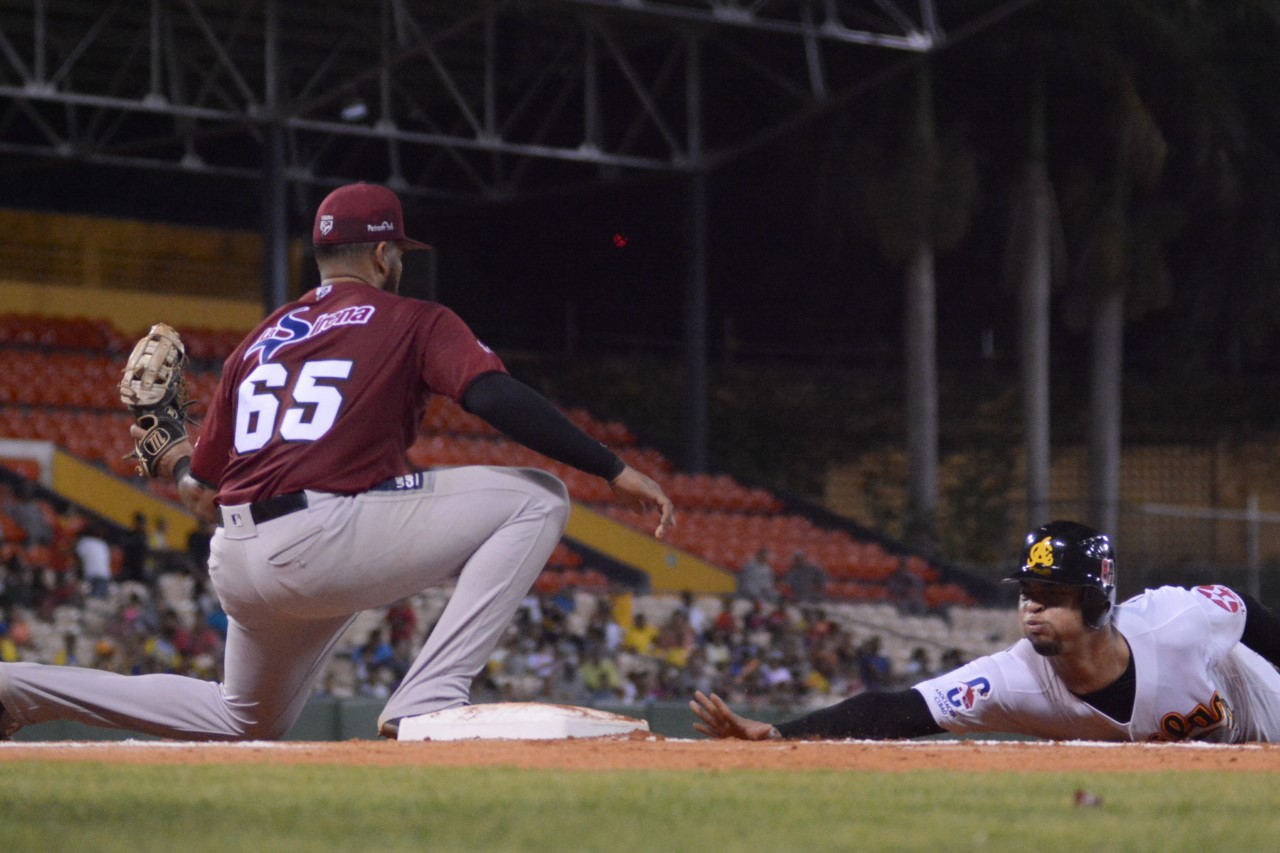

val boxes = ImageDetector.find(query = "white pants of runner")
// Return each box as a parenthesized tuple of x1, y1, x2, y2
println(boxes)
(0, 466, 569, 740)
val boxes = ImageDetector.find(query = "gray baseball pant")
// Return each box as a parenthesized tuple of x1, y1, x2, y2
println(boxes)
(0, 466, 569, 740)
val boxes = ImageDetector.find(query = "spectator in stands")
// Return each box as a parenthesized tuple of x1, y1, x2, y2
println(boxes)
(585, 597, 624, 654)
(888, 559, 928, 615)
(39, 566, 82, 620)
(142, 620, 182, 674)
(551, 583, 577, 618)
(190, 575, 227, 639)
(579, 648, 623, 702)
(711, 594, 737, 635)
(150, 516, 182, 574)
(120, 513, 150, 584)
(939, 647, 966, 671)
(682, 646, 716, 697)
(148, 515, 169, 553)
(354, 629, 397, 697)
(802, 607, 838, 649)
(737, 548, 778, 602)
(55, 631, 81, 667)
(385, 598, 417, 647)
(679, 590, 709, 638)
(6, 482, 52, 546)
(172, 611, 223, 667)
(74, 521, 113, 599)
(702, 629, 733, 673)
(622, 612, 659, 656)
(901, 646, 935, 683)
(546, 656, 589, 705)
(741, 599, 768, 634)
(760, 650, 795, 704)
(0, 483, 11, 543)
(116, 589, 159, 639)
(185, 520, 214, 575)
(627, 669, 658, 704)
(655, 610, 698, 669)
(53, 505, 87, 552)
(764, 604, 792, 639)
(91, 638, 121, 674)
(855, 635, 892, 691)
(539, 594, 573, 650)
(0, 551, 41, 612)
(525, 638, 558, 692)
(0, 623, 18, 663)
(784, 550, 828, 603)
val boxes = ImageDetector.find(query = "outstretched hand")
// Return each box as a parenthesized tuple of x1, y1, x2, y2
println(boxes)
(690, 690, 778, 741)
(609, 465, 676, 539)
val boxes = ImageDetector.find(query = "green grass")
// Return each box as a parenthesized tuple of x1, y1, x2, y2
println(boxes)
(0, 764, 1277, 852)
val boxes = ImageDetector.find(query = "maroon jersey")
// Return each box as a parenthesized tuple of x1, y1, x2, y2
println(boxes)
(191, 280, 505, 505)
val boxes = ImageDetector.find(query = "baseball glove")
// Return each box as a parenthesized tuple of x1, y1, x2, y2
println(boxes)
(118, 323, 194, 478)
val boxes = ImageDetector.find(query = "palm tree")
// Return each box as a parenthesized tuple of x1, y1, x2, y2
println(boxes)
(1048, 0, 1272, 534)
(861, 62, 978, 547)
(999, 0, 1279, 536)
(1003, 59, 1067, 533)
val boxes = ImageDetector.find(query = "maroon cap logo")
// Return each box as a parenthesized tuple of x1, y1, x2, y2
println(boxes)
(312, 183, 430, 250)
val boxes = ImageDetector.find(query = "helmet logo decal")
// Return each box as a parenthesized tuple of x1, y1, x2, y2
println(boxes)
(1100, 558, 1114, 587)
(1025, 536, 1056, 575)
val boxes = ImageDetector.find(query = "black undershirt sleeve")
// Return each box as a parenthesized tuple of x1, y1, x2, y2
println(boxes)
(1239, 593, 1280, 668)
(460, 372, 626, 481)
(773, 688, 944, 740)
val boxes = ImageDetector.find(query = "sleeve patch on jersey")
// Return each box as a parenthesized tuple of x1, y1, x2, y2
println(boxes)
(944, 677, 992, 712)
(1195, 584, 1243, 614)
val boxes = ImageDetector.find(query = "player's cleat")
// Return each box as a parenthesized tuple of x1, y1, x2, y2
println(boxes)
(380, 702, 472, 739)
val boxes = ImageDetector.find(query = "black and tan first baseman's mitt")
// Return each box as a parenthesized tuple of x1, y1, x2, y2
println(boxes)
(118, 323, 194, 479)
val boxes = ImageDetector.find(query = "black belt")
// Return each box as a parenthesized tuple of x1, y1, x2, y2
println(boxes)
(249, 491, 308, 524)
(247, 472, 426, 525)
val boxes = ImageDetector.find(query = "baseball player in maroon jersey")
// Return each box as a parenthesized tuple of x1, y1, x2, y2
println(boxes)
(693, 521, 1280, 743)
(0, 182, 674, 741)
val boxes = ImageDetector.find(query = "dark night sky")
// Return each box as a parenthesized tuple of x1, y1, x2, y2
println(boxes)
(3, 9, 1277, 381)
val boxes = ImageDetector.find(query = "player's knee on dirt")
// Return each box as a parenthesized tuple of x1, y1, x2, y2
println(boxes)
(222, 709, 296, 741)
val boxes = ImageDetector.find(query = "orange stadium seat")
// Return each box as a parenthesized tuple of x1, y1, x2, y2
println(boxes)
(2, 314, 965, 610)
(0, 510, 26, 544)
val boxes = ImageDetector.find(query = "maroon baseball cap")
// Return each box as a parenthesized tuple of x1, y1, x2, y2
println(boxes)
(312, 182, 431, 250)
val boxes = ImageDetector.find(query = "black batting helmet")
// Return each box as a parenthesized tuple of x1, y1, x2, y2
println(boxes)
(1005, 521, 1117, 629)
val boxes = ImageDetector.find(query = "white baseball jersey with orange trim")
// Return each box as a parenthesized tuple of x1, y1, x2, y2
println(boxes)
(914, 585, 1280, 743)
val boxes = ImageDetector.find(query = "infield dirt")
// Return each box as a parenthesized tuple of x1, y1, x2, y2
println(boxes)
(2, 738, 1279, 772)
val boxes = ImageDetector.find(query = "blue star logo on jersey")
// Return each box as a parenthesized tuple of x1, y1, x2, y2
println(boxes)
(245, 310, 313, 365)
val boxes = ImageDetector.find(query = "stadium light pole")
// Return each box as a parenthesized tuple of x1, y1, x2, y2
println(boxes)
(261, 0, 289, 313)
(682, 29, 708, 474)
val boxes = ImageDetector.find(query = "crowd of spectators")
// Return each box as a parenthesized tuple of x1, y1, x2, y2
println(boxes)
(1, 480, 228, 681)
(2, 478, 970, 716)
(373, 587, 970, 713)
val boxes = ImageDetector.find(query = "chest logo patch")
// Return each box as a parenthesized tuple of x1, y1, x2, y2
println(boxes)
(245, 305, 377, 364)
(1195, 584, 1244, 614)
(1158, 691, 1232, 741)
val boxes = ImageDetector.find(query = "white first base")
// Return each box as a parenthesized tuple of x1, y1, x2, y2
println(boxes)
(395, 703, 650, 741)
